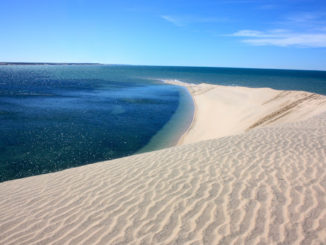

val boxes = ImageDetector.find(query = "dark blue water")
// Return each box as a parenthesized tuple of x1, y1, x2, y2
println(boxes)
(127, 65, 326, 95)
(1, 65, 326, 182)
(0, 65, 183, 182)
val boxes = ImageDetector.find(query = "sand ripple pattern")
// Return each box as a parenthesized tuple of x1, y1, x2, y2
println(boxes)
(1, 114, 326, 244)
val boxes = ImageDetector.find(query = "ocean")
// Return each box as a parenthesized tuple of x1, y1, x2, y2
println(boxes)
(1, 65, 326, 182)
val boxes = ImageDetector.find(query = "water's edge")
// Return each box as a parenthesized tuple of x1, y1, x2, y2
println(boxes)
(137, 85, 194, 153)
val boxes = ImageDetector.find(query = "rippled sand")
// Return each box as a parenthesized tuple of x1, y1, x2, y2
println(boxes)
(1, 84, 326, 244)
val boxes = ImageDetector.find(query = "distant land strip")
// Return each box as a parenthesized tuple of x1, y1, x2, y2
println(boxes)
(0, 62, 102, 65)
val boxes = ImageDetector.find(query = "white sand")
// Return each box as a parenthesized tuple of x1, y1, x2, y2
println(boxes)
(165, 80, 326, 145)
(1, 83, 326, 244)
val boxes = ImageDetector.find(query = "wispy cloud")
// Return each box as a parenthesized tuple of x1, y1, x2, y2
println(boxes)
(285, 12, 326, 25)
(231, 11, 326, 48)
(232, 29, 286, 38)
(161, 15, 184, 26)
(275, 12, 326, 31)
(231, 29, 326, 47)
(161, 15, 227, 27)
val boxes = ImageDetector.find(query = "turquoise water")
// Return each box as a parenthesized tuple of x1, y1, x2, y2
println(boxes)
(1, 65, 326, 182)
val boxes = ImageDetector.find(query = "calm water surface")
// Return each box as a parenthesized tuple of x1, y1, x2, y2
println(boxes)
(1, 65, 326, 182)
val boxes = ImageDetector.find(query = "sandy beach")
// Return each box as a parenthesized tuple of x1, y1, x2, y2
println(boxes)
(1, 82, 326, 244)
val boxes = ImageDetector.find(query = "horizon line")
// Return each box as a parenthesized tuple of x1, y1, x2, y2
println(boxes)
(1, 61, 326, 72)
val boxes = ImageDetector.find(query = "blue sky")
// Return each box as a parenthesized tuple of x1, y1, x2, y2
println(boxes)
(1, 0, 326, 70)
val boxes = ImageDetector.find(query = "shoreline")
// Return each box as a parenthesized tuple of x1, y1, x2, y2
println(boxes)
(137, 84, 194, 153)
(174, 83, 198, 146)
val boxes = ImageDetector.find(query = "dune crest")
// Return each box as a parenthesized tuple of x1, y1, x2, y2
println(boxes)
(164, 80, 326, 145)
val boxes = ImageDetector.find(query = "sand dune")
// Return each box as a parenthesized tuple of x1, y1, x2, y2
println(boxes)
(1, 84, 326, 244)
(164, 80, 326, 145)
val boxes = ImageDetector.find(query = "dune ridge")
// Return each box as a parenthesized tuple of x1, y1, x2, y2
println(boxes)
(1, 83, 326, 244)
(164, 80, 326, 145)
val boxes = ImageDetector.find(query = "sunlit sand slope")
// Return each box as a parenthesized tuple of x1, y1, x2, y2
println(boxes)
(1, 113, 326, 244)
(165, 80, 326, 145)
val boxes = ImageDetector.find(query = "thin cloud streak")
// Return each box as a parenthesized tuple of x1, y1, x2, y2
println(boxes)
(286, 12, 326, 24)
(232, 29, 288, 38)
(275, 12, 326, 30)
(161, 15, 228, 27)
(161, 15, 184, 26)
(232, 29, 326, 47)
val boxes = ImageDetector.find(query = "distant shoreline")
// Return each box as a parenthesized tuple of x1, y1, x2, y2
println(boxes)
(1, 63, 326, 72)
(0, 62, 102, 65)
